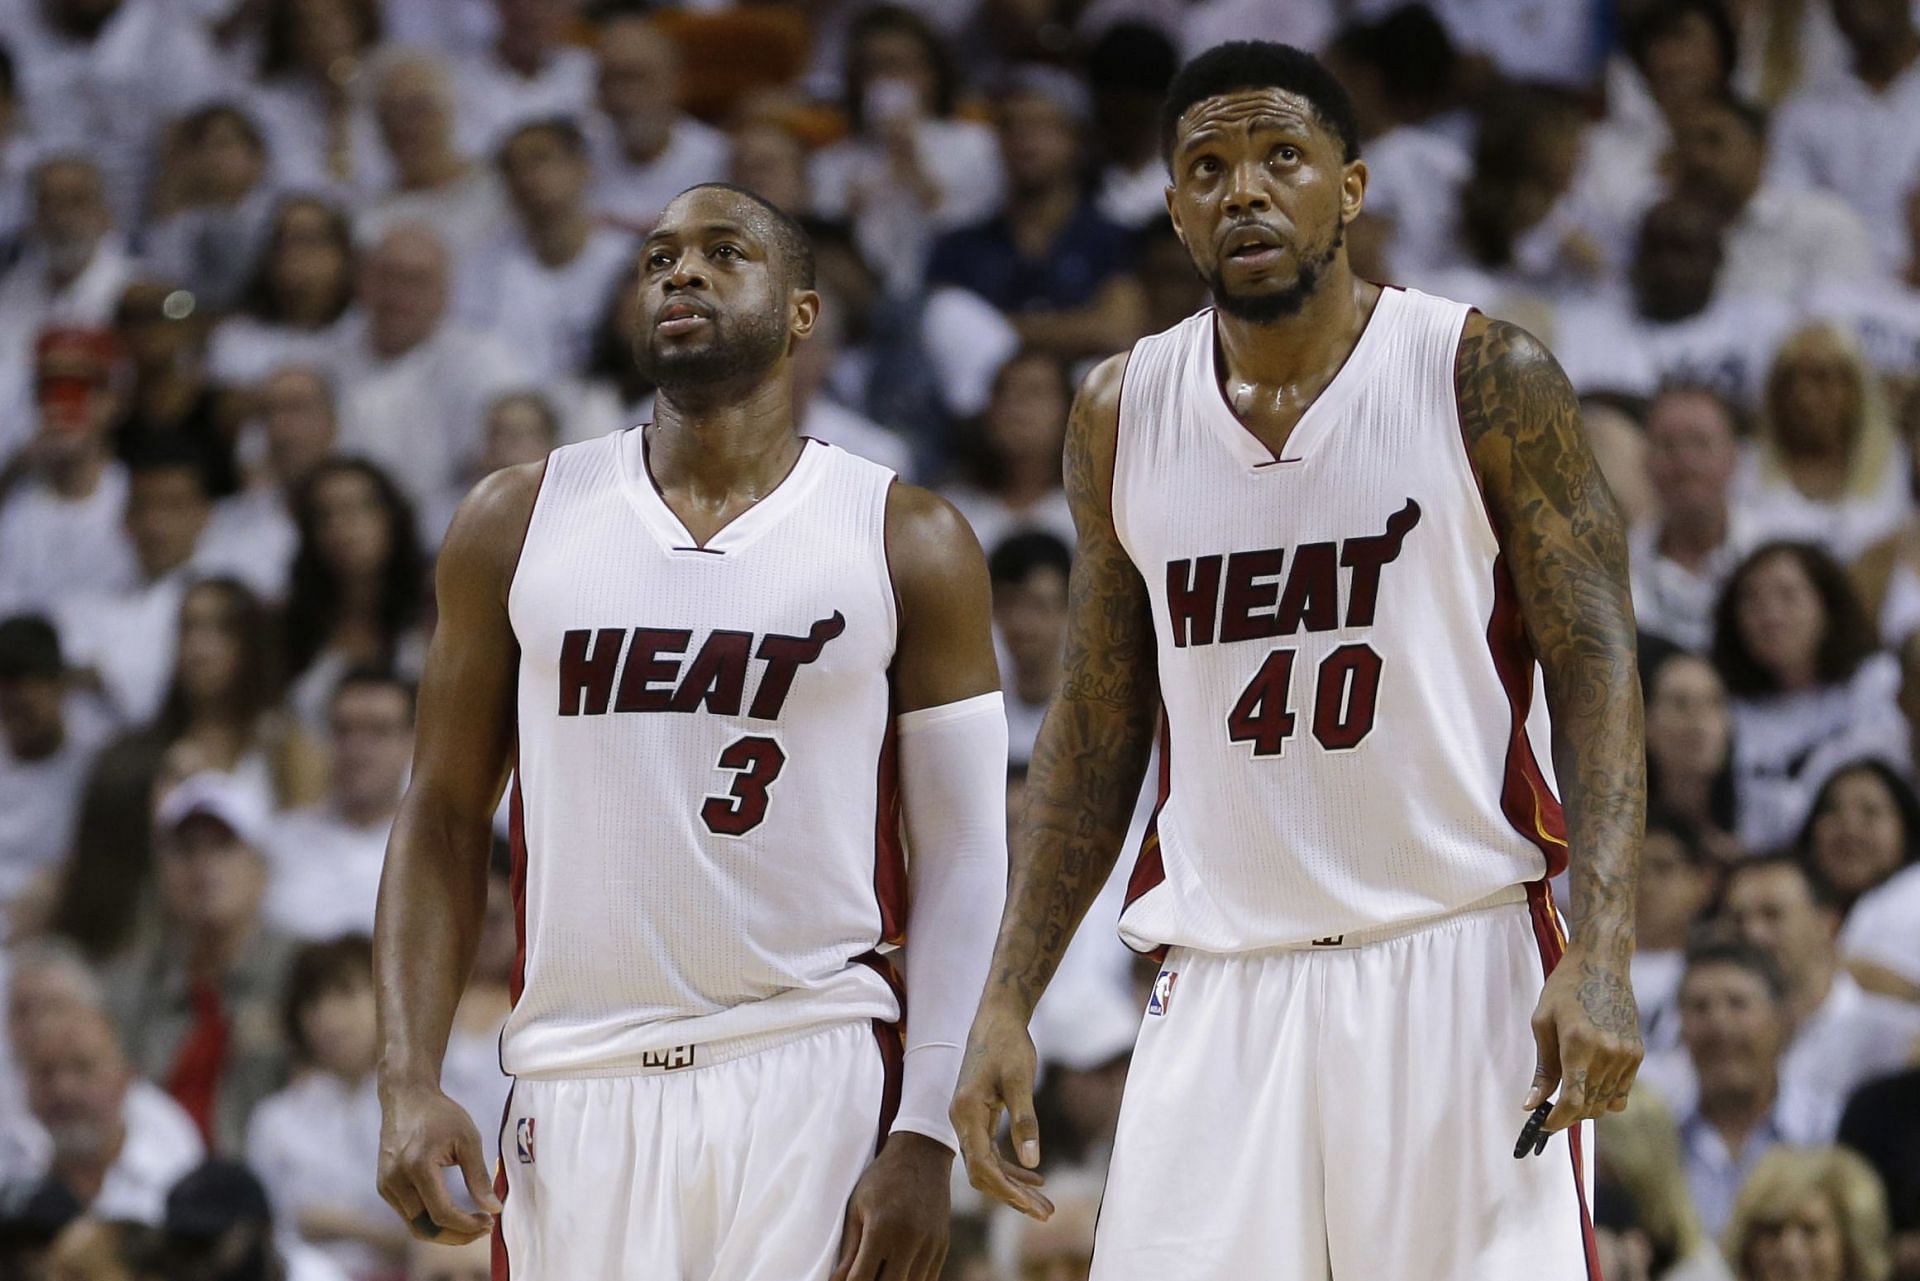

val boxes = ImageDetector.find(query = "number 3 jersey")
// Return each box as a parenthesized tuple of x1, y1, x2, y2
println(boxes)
(501, 431, 903, 1078)
(1112, 287, 1569, 956)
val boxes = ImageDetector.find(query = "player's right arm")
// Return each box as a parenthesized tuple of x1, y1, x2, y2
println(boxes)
(950, 353, 1160, 1220)
(373, 462, 542, 1245)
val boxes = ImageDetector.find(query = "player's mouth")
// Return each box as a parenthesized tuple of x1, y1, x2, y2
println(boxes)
(656, 299, 714, 335)
(1221, 224, 1286, 268)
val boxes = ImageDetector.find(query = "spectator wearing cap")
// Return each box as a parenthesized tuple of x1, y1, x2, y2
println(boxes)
(102, 772, 297, 1155)
(331, 224, 527, 522)
(263, 670, 413, 942)
(587, 17, 728, 230)
(810, 5, 1002, 293)
(1770, 0, 1920, 275)
(926, 67, 1145, 363)
(988, 531, 1070, 766)
(1632, 387, 1754, 653)
(0, 157, 134, 455)
(1634, 821, 1720, 1057)
(0, 615, 110, 926)
(246, 936, 406, 1280)
(358, 51, 509, 270)
(0, 329, 139, 616)
(459, 118, 635, 380)
(198, 366, 338, 604)
(141, 105, 279, 313)
(161, 1159, 349, 1281)
(452, 0, 593, 159)
(17, 1001, 205, 1224)
(1658, 940, 1828, 1237)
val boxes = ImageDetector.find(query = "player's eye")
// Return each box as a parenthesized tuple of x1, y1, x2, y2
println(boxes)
(1273, 145, 1300, 164)
(1192, 156, 1219, 178)
(712, 243, 743, 261)
(646, 251, 674, 271)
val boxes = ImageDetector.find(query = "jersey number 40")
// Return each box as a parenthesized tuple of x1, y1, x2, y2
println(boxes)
(1226, 643, 1382, 757)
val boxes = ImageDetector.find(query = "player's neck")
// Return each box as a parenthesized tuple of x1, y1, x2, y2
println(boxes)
(1213, 263, 1371, 392)
(650, 376, 803, 500)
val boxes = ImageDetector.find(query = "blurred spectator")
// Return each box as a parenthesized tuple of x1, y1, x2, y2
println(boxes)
(1712, 542, 1907, 852)
(246, 0, 386, 195)
(1839, 1068, 1920, 1280)
(4, 938, 105, 1165)
(1670, 92, 1874, 304)
(568, 250, 653, 438)
(453, 0, 594, 156)
(926, 68, 1143, 361)
(42, 1216, 162, 1281)
(1595, 1092, 1735, 1281)
(1644, 651, 1741, 864)
(18, 1002, 204, 1223)
(1135, 218, 1207, 338)
(1736, 325, 1911, 564)
(0, 616, 109, 931)
(1551, 196, 1791, 410)
(103, 772, 295, 1155)
(940, 349, 1076, 556)
(141, 106, 277, 312)
(986, 1167, 1103, 1281)
(587, 17, 727, 230)
(1770, 0, 1920, 274)
(111, 283, 236, 500)
(46, 734, 169, 962)
(1663, 939, 1825, 1236)
(461, 118, 634, 379)
(1800, 760, 1920, 915)
(1722, 1147, 1893, 1281)
(282, 459, 428, 733)
(1634, 387, 1752, 652)
(0, 43, 32, 263)
(159, 1159, 349, 1281)
(988, 532, 1069, 766)
(477, 391, 559, 476)
(811, 5, 1002, 292)
(1591, 0, 1737, 220)
(406, 1237, 490, 1281)
(728, 117, 811, 219)
(359, 52, 507, 265)
(1352, 0, 1601, 88)
(1086, 23, 1180, 232)
(0, 157, 133, 455)
(208, 196, 357, 394)
(53, 437, 212, 726)
(1636, 820, 1720, 1056)
(199, 366, 338, 603)
(0, 330, 138, 615)
(332, 225, 527, 519)
(1808, 176, 1920, 395)
(245, 936, 404, 1280)
(263, 670, 411, 941)
(790, 288, 913, 475)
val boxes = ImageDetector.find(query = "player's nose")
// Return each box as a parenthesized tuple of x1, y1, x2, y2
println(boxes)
(1222, 165, 1272, 216)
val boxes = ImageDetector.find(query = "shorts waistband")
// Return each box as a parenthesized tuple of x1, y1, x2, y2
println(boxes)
(1260, 884, 1531, 953)
(511, 1019, 858, 1081)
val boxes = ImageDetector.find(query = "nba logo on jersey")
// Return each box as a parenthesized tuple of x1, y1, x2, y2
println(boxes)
(516, 1117, 536, 1165)
(1147, 970, 1178, 1017)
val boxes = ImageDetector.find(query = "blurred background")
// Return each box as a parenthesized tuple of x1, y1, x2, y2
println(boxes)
(0, 0, 1917, 1278)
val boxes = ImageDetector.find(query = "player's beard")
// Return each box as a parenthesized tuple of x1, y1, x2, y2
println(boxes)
(635, 302, 789, 393)
(1209, 222, 1344, 323)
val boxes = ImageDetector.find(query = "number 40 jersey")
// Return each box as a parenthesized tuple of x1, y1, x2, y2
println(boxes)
(502, 431, 904, 1079)
(1113, 287, 1570, 957)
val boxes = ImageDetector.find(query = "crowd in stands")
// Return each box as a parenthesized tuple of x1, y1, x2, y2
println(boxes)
(1, 0, 1919, 1277)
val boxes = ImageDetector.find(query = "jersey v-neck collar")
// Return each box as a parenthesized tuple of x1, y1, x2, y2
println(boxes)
(616, 426, 825, 556)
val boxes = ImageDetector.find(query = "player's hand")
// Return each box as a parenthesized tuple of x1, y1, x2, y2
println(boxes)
(830, 1131, 952, 1281)
(1525, 943, 1643, 1133)
(950, 999, 1053, 1221)
(376, 1079, 500, 1245)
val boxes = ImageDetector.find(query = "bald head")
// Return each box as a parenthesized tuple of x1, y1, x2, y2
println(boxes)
(22, 1005, 131, 1166)
(362, 224, 450, 356)
(7, 939, 105, 1050)
(374, 51, 459, 174)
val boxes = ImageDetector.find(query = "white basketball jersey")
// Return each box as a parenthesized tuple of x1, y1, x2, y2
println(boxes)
(1112, 288, 1567, 955)
(501, 431, 904, 1078)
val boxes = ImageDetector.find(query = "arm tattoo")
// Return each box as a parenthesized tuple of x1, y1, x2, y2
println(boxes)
(986, 364, 1159, 1015)
(1456, 320, 1645, 987)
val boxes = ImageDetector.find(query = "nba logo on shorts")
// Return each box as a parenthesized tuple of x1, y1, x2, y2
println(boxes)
(515, 1117, 536, 1165)
(1147, 970, 1178, 1016)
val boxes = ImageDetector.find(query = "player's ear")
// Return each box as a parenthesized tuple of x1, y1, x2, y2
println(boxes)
(1164, 185, 1188, 251)
(789, 288, 821, 339)
(1342, 158, 1368, 224)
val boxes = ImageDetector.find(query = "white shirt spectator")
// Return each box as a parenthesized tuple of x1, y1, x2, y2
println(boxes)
(457, 224, 633, 379)
(1177, 0, 1337, 59)
(0, 134, 39, 262)
(588, 114, 729, 231)
(1364, 124, 1473, 282)
(244, 82, 390, 200)
(1629, 513, 1757, 653)
(53, 571, 191, 727)
(1732, 653, 1912, 853)
(0, 237, 135, 461)
(826, 286, 1022, 424)
(381, 0, 496, 59)
(246, 1071, 390, 1281)
(0, 465, 137, 617)
(1805, 278, 1920, 386)
(799, 400, 913, 477)
(72, 1079, 206, 1224)
(1550, 290, 1794, 409)
(453, 47, 596, 157)
(0, 694, 110, 912)
(261, 805, 392, 942)
(1770, 57, 1920, 271)
(1841, 862, 1920, 992)
(333, 315, 528, 516)
(1718, 184, 1877, 302)
(1732, 443, 1914, 565)
(356, 169, 509, 269)
(206, 314, 354, 391)
(810, 118, 1004, 292)
(196, 485, 300, 604)
(139, 186, 280, 312)
(1353, 0, 1601, 87)
(939, 486, 1078, 561)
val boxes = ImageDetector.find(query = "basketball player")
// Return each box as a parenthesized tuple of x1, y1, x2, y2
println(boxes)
(952, 43, 1645, 1279)
(374, 183, 1009, 1281)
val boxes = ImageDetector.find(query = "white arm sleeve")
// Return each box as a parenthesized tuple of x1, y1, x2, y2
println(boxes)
(890, 690, 1009, 1152)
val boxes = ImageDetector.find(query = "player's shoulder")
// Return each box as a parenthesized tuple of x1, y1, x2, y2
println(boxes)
(884, 480, 984, 574)
(439, 459, 549, 584)
(1452, 311, 1578, 448)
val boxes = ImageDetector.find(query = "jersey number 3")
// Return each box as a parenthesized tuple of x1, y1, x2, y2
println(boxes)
(701, 736, 787, 836)
(1226, 643, 1383, 757)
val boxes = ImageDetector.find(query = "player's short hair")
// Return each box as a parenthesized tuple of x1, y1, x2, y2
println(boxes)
(1160, 41, 1361, 165)
(989, 530, 1072, 589)
(282, 934, 373, 1061)
(1682, 937, 1788, 1003)
(677, 182, 816, 290)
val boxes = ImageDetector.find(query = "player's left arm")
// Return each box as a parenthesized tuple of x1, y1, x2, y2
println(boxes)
(1456, 312, 1646, 1133)
(830, 481, 1007, 1281)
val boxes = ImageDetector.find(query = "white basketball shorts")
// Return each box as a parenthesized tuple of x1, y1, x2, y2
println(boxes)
(491, 1019, 901, 1280)
(1091, 884, 1600, 1280)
